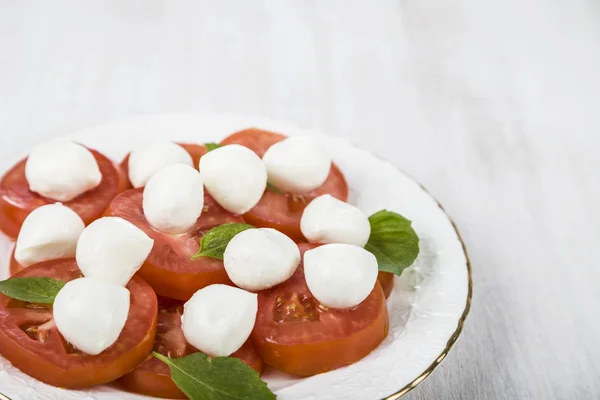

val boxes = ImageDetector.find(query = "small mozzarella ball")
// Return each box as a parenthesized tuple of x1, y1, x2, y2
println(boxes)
(128, 141, 193, 188)
(224, 228, 300, 291)
(14, 203, 85, 267)
(301, 194, 371, 247)
(25, 140, 102, 202)
(199, 145, 267, 214)
(304, 244, 378, 309)
(143, 164, 204, 234)
(262, 137, 331, 193)
(181, 284, 257, 357)
(76, 217, 154, 286)
(53, 277, 130, 355)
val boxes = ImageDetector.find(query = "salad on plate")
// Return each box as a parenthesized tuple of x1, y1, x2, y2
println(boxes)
(0, 127, 420, 399)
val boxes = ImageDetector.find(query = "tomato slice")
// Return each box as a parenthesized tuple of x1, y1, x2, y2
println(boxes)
(251, 243, 389, 376)
(108, 188, 244, 300)
(0, 258, 157, 389)
(119, 143, 206, 187)
(220, 129, 349, 242)
(119, 297, 263, 399)
(378, 271, 394, 298)
(0, 149, 128, 240)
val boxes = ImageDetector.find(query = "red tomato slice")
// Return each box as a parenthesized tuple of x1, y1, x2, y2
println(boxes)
(108, 188, 244, 300)
(9, 247, 22, 276)
(220, 129, 349, 242)
(119, 143, 206, 187)
(378, 271, 394, 299)
(251, 243, 389, 376)
(119, 297, 263, 399)
(0, 258, 157, 389)
(0, 149, 128, 240)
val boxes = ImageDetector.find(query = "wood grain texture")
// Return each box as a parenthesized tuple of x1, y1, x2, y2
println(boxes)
(0, 1, 599, 399)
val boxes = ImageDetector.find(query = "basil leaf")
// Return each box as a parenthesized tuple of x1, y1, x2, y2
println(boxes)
(365, 210, 420, 276)
(154, 352, 275, 400)
(191, 223, 254, 260)
(266, 182, 284, 194)
(204, 142, 222, 152)
(0, 277, 65, 304)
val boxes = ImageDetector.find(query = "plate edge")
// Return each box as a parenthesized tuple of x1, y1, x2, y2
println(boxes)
(382, 186, 473, 400)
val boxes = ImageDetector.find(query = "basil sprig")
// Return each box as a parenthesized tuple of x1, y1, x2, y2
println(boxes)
(0, 277, 65, 304)
(154, 352, 275, 400)
(366, 210, 420, 276)
(204, 142, 222, 152)
(191, 223, 254, 260)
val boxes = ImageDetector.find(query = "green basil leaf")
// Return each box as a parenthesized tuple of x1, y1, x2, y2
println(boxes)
(365, 210, 420, 276)
(266, 182, 284, 194)
(154, 352, 275, 400)
(191, 223, 254, 260)
(0, 277, 65, 304)
(204, 142, 222, 152)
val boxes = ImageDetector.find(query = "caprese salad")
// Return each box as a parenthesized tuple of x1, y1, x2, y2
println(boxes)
(0, 128, 420, 399)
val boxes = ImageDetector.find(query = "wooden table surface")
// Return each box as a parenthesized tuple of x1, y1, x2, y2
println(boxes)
(1, 1, 599, 399)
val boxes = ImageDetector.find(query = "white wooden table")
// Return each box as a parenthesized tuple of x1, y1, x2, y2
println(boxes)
(1, 1, 599, 399)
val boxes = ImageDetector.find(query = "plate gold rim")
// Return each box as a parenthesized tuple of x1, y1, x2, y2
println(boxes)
(382, 188, 473, 400)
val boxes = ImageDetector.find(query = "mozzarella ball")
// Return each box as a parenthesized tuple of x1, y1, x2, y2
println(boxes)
(53, 277, 130, 355)
(128, 141, 193, 188)
(262, 137, 331, 193)
(301, 194, 371, 246)
(76, 217, 154, 286)
(143, 164, 204, 234)
(14, 203, 85, 267)
(199, 145, 267, 214)
(181, 284, 257, 357)
(303, 244, 378, 309)
(25, 140, 102, 202)
(224, 228, 300, 291)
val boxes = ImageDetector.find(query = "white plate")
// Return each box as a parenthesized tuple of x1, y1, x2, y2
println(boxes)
(0, 114, 471, 400)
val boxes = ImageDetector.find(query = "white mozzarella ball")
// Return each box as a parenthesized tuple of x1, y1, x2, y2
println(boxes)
(143, 164, 204, 234)
(53, 277, 130, 355)
(25, 140, 102, 202)
(181, 284, 257, 357)
(199, 145, 267, 214)
(128, 141, 193, 188)
(303, 244, 378, 309)
(14, 203, 85, 267)
(300, 194, 371, 247)
(223, 228, 300, 291)
(262, 137, 331, 193)
(76, 217, 154, 286)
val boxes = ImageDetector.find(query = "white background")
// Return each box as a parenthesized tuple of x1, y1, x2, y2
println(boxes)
(1, 1, 599, 399)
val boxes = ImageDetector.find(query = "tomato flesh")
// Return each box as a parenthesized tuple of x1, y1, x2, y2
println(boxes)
(0, 259, 157, 389)
(108, 188, 244, 300)
(251, 243, 389, 376)
(119, 143, 206, 187)
(220, 129, 349, 242)
(378, 271, 394, 298)
(0, 149, 127, 239)
(119, 297, 263, 399)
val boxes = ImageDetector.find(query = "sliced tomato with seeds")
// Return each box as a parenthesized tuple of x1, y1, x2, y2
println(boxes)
(0, 258, 157, 389)
(119, 143, 207, 187)
(108, 188, 244, 300)
(119, 297, 263, 399)
(251, 243, 389, 376)
(0, 149, 128, 239)
(220, 129, 349, 242)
